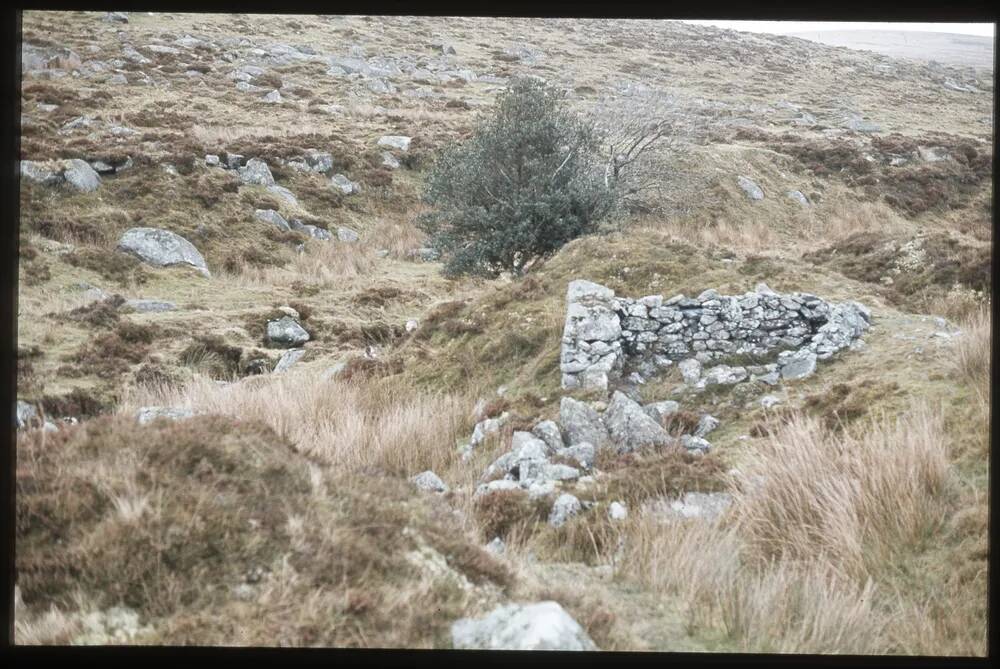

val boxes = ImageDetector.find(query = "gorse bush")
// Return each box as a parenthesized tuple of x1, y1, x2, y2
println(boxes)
(418, 77, 616, 277)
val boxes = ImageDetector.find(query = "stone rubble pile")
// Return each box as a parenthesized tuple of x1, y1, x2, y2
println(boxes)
(462, 390, 722, 527)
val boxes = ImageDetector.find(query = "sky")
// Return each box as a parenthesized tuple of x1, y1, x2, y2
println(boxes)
(680, 21, 995, 38)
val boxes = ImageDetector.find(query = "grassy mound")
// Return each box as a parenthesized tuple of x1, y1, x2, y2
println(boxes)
(16, 414, 510, 646)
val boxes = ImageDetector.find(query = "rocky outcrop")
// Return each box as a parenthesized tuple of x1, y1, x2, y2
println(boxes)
(560, 280, 870, 393)
(117, 228, 210, 277)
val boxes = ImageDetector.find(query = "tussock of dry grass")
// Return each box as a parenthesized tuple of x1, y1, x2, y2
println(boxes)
(952, 304, 991, 398)
(120, 370, 476, 476)
(802, 199, 911, 244)
(219, 238, 377, 289)
(16, 413, 508, 647)
(619, 401, 972, 655)
(734, 408, 950, 577)
(629, 216, 779, 256)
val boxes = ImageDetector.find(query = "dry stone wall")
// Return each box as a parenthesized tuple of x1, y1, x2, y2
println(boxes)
(560, 279, 871, 392)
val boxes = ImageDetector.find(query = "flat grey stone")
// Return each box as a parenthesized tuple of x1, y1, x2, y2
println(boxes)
(117, 227, 210, 277)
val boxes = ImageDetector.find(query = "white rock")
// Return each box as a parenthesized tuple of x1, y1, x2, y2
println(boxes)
(117, 227, 210, 277)
(135, 406, 195, 425)
(411, 470, 449, 493)
(451, 601, 598, 651)
(377, 135, 412, 151)
(608, 501, 628, 521)
(485, 537, 506, 556)
(548, 493, 581, 527)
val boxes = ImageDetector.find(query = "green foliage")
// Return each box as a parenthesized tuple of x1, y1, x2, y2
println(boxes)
(418, 77, 615, 277)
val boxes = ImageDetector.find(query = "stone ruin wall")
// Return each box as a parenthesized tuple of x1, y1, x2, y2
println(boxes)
(560, 280, 872, 392)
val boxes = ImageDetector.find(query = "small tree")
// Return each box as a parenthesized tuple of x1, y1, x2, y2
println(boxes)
(418, 77, 615, 278)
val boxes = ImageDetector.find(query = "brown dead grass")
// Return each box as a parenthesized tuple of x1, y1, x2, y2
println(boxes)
(119, 371, 476, 477)
(619, 400, 980, 655)
(15, 413, 506, 647)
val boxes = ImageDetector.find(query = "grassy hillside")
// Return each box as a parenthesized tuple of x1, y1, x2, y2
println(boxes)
(16, 12, 991, 654)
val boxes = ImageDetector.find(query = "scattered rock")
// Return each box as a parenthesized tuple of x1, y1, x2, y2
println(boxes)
(843, 114, 881, 133)
(608, 501, 628, 521)
(377, 135, 412, 151)
(786, 190, 810, 206)
(266, 316, 310, 347)
(135, 406, 195, 425)
(267, 185, 298, 207)
(22, 158, 101, 192)
(679, 434, 712, 454)
(548, 493, 582, 528)
(336, 226, 360, 242)
(288, 219, 332, 241)
(643, 400, 679, 424)
(451, 601, 598, 651)
(559, 397, 610, 450)
(331, 174, 360, 195)
(381, 152, 400, 169)
(123, 299, 177, 313)
(238, 158, 275, 186)
(557, 442, 595, 469)
(254, 209, 291, 232)
(485, 537, 506, 557)
(20, 160, 63, 186)
(778, 348, 817, 381)
(678, 358, 702, 384)
(664, 492, 732, 521)
(760, 394, 782, 409)
(16, 400, 37, 430)
(411, 470, 449, 493)
(273, 348, 306, 373)
(469, 413, 508, 448)
(531, 419, 564, 452)
(694, 414, 720, 438)
(262, 89, 282, 104)
(407, 247, 440, 262)
(603, 391, 671, 453)
(117, 228, 210, 277)
(737, 175, 764, 200)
